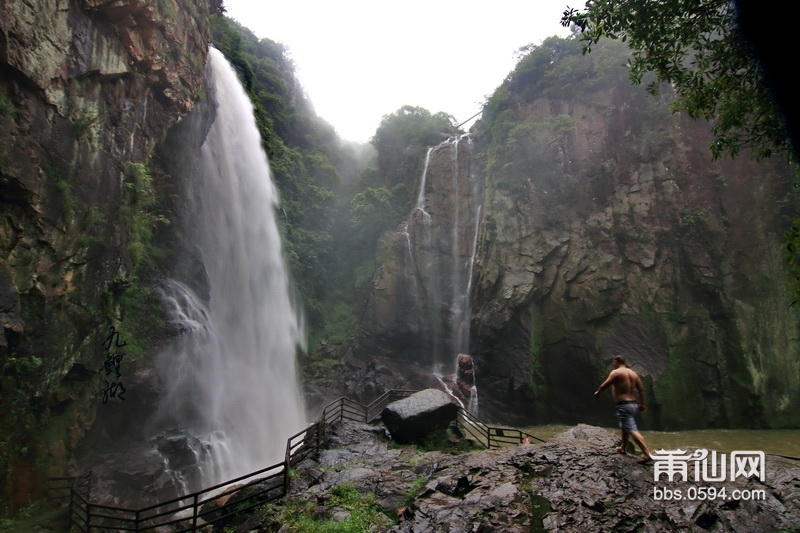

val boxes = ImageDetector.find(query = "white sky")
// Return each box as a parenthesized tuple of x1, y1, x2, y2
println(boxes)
(222, 1, 573, 143)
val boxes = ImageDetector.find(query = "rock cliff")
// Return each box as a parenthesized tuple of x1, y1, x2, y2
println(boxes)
(0, 0, 214, 510)
(471, 82, 799, 430)
(360, 41, 800, 431)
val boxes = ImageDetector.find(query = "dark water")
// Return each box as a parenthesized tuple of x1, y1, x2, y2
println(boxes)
(526, 425, 800, 457)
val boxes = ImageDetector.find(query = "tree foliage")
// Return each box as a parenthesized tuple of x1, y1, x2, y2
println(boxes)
(349, 184, 409, 244)
(211, 17, 346, 329)
(560, 0, 790, 161)
(371, 105, 459, 189)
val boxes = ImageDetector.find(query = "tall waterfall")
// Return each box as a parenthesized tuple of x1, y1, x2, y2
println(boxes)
(148, 47, 306, 490)
(408, 135, 481, 411)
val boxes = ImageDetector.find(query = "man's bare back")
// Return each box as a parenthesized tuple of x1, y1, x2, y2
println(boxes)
(595, 358, 647, 411)
(607, 367, 641, 403)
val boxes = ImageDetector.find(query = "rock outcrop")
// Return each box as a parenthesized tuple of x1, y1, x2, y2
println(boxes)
(0, 0, 214, 510)
(226, 419, 800, 532)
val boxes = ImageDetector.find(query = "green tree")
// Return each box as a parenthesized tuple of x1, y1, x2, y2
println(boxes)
(372, 105, 459, 189)
(349, 184, 409, 245)
(561, 0, 789, 161)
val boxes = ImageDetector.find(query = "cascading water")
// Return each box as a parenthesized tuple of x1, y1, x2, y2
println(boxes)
(407, 135, 482, 412)
(147, 47, 306, 491)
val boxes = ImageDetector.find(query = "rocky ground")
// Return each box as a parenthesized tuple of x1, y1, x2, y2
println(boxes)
(224, 420, 800, 532)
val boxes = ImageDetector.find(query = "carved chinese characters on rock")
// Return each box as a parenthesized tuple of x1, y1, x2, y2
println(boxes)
(101, 326, 127, 404)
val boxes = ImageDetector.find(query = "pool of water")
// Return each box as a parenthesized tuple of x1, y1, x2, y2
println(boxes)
(524, 425, 800, 458)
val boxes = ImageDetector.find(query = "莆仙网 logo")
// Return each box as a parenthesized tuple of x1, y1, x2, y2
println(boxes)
(650, 449, 765, 482)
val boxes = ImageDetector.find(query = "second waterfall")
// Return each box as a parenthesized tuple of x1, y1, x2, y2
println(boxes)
(367, 135, 483, 411)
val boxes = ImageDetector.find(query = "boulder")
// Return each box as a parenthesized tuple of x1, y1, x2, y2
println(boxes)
(381, 389, 459, 444)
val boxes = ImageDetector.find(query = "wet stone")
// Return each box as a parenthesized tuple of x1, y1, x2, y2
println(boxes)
(224, 420, 800, 533)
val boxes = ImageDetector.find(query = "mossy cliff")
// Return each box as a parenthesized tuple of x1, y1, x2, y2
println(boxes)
(0, 0, 215, 511)
(470, 39, 800, 429)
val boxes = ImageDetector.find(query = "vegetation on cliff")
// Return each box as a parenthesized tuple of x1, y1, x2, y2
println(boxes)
(562, 0, 788, 161)
(470, 31, 799, 430)
(561, 0, 800, 303)
(481, 35, 634, 203)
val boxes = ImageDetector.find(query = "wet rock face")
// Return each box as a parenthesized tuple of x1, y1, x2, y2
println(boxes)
(0, 0, 212, 511)
(362, 137, 481, 363)
(2, 0, 209, 116)
(230, 420, 800, 532)
(469, 87, 800, 429)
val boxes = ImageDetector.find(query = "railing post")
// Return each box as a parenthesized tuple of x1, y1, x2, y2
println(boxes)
(316, 420, 322, 457)
(192, 493, 199, 531)
(68, 483, 74, 531)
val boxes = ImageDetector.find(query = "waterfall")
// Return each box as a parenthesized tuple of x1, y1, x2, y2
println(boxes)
(415, 147, 434, 209)
(147, 47, 306, 490)
(408, 134, 481, 412)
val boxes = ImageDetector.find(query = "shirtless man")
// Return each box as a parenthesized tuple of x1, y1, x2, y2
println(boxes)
(594, 355, 652, 463)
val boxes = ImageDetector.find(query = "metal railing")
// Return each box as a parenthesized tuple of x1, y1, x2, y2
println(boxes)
(456, 407, 544, 447)
(47, 477, 73, 503)
(61, 389, 542, 531)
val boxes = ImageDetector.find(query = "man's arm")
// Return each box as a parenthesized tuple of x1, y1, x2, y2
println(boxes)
(594, 371, 616, 396)
(635, 374, 647, 411)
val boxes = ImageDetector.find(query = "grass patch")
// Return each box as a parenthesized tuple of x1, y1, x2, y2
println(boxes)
(307, 357, 341, 374)
(0, 500, 68, 532)
(310, 298, 358, 349)
(258, 482, 392, 533)
(72, 112, 100, 141)
(45, 167, 75, 227)
(405, 476, 427, 506)
(418, 428, 484, 454)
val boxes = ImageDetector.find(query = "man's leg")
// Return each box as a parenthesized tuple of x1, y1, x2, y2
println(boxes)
(617, 404, 637, 453)
(630, 430, 652, 460)
(620, 429, 630, 453)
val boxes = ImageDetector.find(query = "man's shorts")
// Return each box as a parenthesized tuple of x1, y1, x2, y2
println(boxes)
(616, 401, 639, 432)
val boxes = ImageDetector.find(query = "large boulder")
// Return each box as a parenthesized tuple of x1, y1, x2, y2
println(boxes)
(381, 389, 459, 444)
